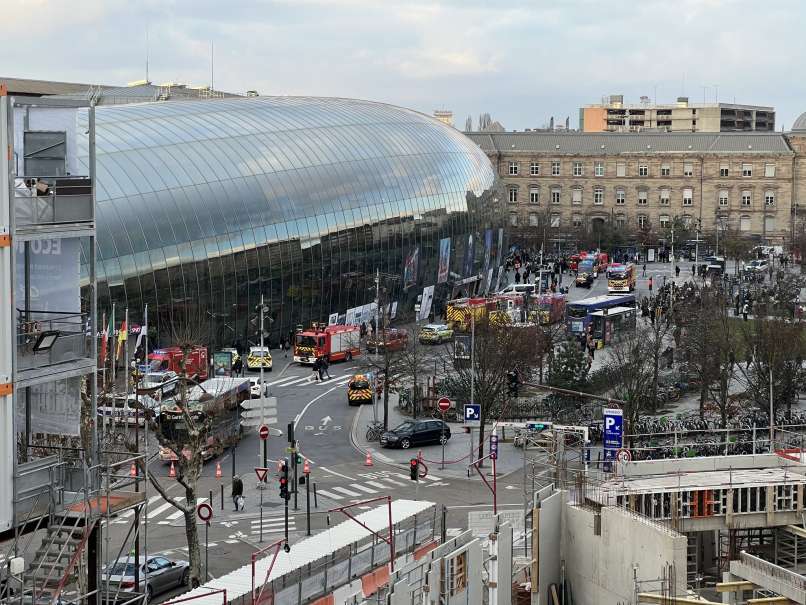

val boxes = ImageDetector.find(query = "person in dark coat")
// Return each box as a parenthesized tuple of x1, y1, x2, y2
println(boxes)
(231, 475, 244, 511)
(232, 356, 243, 377)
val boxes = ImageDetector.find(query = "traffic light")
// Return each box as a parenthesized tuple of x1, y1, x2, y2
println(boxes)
(506, 370, 519, 397)
(279, 459, 290, 500)
(295, 453, 303, 465)
(409, 458, 419, 481)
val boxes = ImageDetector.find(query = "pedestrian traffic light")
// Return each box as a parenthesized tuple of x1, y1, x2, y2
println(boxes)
(279, 459, 290, 500)
(296, 453, 303, 465)
(409, 458, 419, 481)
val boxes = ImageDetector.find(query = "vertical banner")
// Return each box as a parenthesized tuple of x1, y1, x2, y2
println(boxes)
(403, 246, 419, 290)
(390, 302, 398, 319)
(437, 237, 451, 284)
(419, 285, 435, 322)
(483, 229, 493, 273)
(602, 408, 624, 459)
(463, 233, 475, 277)
(328, 312, 339, 326)
(496, 227, 504, 266)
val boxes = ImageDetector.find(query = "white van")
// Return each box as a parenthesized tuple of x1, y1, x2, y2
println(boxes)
(497, 283, 536, 296)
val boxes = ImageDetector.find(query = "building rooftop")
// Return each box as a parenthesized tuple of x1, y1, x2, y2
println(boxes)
(0, 76, 100, 96)
(597, 468, 806, 498)
(467, 131, 794, 155)
(583, 102, 774, 111)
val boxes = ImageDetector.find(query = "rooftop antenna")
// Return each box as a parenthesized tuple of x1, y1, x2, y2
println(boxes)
(210, 40, 214, 90)
(713, 84, 719, 104)
(145, 23, 150, 82)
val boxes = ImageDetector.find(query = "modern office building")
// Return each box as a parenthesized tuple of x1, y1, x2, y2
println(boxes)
(468, 131, 793, 247)
(580, 94, 775, 133)
(81, 97, 503, 348)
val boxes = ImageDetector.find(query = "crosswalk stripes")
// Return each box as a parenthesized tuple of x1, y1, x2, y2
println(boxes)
(249, 516, 295, 535)
(330, 486, 363, 498)
(111, 496, 208, 525)
(314, 472, 448, 501)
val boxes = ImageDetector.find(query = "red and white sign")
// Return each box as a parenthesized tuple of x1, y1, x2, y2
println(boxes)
(437, 397, 452, 413)
(259, 424, 270, 440)
(255, 467, 268, 483)
(196, 502, 213, 524)
(616, 448, 632, 463)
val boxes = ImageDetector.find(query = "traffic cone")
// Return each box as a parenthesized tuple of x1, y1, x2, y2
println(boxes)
(215, 461, 222, 479)
(129, 462, 137, 478)
(169, 461, 176, 478)
(303, 459, 311, 475)
(364, 450, 373, 466)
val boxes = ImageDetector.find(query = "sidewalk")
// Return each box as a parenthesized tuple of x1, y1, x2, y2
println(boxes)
(351, 399, 525, 479)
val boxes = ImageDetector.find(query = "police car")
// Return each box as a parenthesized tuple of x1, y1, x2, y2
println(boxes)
(418, 324, 453, 344)
(246, 346, 273, 371)
(347, 374, 373, 406)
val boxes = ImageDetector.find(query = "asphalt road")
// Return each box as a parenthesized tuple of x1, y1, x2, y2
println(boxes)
(109, 259, 719, 599)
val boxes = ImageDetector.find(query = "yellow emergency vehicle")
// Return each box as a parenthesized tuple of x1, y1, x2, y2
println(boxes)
(347, 374, 373, 406)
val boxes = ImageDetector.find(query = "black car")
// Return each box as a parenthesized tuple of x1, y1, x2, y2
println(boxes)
(380, 420, 451, 449)
(575, 272, 594, 288)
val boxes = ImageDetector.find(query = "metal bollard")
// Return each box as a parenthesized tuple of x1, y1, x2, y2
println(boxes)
(314, 483, 318, 508)
(209, 489, 213, 510)
(221, 484, 224, 510)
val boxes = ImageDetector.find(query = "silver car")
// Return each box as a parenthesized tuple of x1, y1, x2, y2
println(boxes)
(103, 555, 189, 601)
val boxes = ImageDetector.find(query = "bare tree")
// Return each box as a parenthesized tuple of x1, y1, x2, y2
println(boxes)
(604, 327, 653, 442)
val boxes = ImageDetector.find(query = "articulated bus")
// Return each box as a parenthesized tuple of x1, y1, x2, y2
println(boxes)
(606, 263, 636, 293)
(565, 293, 636, 335)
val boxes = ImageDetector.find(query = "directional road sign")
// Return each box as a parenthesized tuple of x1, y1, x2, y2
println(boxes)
(240, 396, 278, 427)
(464, 403, 481, 427)
(437, 397, 452, 413)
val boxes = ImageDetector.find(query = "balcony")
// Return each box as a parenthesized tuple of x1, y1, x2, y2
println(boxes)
(13, 177, 93, 231)
(16, 309, 93, 383)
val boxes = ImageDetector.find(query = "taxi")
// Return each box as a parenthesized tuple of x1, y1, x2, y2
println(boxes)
(418, 323, 453, 345)
(347, 374, 373, 406)
(246, 346, 273, 371)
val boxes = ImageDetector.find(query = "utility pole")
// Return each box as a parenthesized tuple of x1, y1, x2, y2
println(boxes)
(770, 366, 774, 448)
(374, 269, 380, 362)
(259, 294, 267, 469)
(469, 312, 476, 468)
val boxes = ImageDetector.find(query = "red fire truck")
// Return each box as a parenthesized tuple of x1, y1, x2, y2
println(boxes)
(294, 324, 361, 364)
(147, 346, 209, 381)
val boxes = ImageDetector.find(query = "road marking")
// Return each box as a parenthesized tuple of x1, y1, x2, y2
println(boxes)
(294, 383, 346, 429)
(391, 471, 442, 482)
(349, 484, 378, 494)
(377, 477, 406, 487)
(315, 489, 343, 500)
(250, 517, 287, 525)
(118, 496, 160, 519)
(250, 527, 293, 535)
(267, 375, 303, 386)
(147, 501, 175, 519)
(165, 498, 187, 520)
(224, 539, 239, 544)
(249, 521, 290, 529)
(365, 481, 391, 491)
(319, 467, 355, 481)
(281, 375, 317, 387)
(331, 486, 363, 497)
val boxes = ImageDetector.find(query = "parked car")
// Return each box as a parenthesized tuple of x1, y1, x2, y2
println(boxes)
(249, 376, 269, 399)
(366, 328, 408, 353)
(103, 556, 189, 601)
(380, 420, 450, 449)
(575, 272, 594, 288)
(418, 324, 454, 344)
(140, 371, 179, 397)
(99, 393, 161, 425)
(246, 346, 273, 371)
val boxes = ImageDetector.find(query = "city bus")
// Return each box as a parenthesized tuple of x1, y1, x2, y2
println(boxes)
(565, 293, 636, 335)
(606, 263, 636, 293)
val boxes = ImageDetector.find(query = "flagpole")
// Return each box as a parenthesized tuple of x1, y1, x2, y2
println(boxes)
(124, 307, 130, 404)
(142, 303, 150, 591)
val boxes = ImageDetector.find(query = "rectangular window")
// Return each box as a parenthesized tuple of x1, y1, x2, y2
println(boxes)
(682, 215, 692, 228)
(659, 188, 670, 205)
(551, 161, 561, 176)
(765, 163, 776, 178)
(684, 163, 693, 177)
(551, 188, 561, 204)
(509, 213, 518, 226)
(572, 214, 583, 228)
(720, 163, 729, 177)
(529, 188, 540, 204)
(594, 188, 604, 205)
(659, 215, 670, 228)
(573, 162, 583, 177)
(615, 215, 626, 228)
(765, 216, 777, 232)
(719, 190, 729, 207)
(616, 163, 626, 177)
(550, 213, 560, 228)
(638, 215, 648, 229)
(639, 164, 648, 177)
(615, 189, 625, 205)
(594, 162, 604, 177)
(742, 163, 753, 177)
(683, 188, 693, 206)
(637, 190, 648, 205)
(509, 187, 518, 203)
(740, 215, 751, 231)
(765, 190, 775, 206)
(661, 164, 670, 177)
(529, 213, 539, 227)
(742, 190, 752, 206)
(508, 162, 519, 176)
(530, 162, 540, 176)
(572, 188, 582, 204)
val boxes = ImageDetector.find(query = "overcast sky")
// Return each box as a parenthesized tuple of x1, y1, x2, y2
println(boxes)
(8, 0, 805, 130)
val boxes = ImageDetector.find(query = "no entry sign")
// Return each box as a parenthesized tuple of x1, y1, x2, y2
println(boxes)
(259, 424, 270, 440)
(437, 397, 451, 413)
(196, 502, 213, 524)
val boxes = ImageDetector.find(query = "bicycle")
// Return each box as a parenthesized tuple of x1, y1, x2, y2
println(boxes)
(366, 421, 384, 442)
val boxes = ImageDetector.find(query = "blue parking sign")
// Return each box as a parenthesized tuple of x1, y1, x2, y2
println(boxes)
(602, 408, 623, 451)
(464, 403, 481, 426)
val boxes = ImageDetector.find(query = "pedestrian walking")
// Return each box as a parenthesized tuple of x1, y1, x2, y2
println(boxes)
(742, 302, 749, 322)
(648, 276, 653, 293)
(642, 263, 646, 277)
(691, 264, 696, 276)
(321, 355, 332, 379)
(231, 475, 244, 511)
(312, 357, 321, 381)
(233, 356, 243, 377)
(675, 265, 680, 278)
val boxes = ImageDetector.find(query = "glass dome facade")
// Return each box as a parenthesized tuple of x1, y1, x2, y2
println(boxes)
(78, 96, 504, 347)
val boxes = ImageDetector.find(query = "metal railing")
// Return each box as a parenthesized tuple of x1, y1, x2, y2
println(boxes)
(13, 176, 93, 227)
(16, 309, 91, 371)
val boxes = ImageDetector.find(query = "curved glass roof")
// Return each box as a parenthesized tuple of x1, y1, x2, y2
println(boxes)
(76, 96, 502, 342)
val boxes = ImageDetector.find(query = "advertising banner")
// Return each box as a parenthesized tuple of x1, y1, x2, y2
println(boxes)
(213, 351, 233, 376)
(454, 335, 471, 360)
(483, 229, 493, 273)
(403, 246, 419, 289)
(437, 237, 451, 284)
(419, 285, 435, 322)
(463, 233, 475, 277)
(496, 227, 504, 265)
(328, 312, 339, 326)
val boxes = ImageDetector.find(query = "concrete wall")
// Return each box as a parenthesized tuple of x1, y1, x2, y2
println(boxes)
(561, 505, 687, 605)
(537, 490, 563, 604)
(620, 453, 804, 477)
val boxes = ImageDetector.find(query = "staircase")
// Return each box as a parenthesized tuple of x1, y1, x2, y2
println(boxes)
(23, 515, 94, 604)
